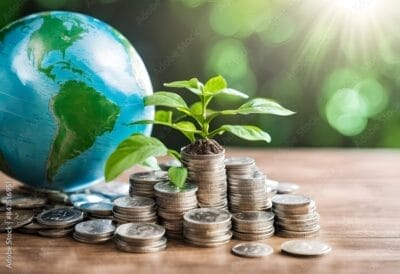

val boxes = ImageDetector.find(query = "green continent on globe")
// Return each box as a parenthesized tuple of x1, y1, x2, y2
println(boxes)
(27, 14, 87, 79)
(46, 80, 120, 181)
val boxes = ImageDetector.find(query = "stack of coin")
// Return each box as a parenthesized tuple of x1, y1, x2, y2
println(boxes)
(113, 196, 157, 224)
(232, 211, 275, 240)
(181, 149, 228, 209)
(36, 207, 84, 237)
(114, 223, 167, 253)
(228, 169, 270, 213)
(183, 208, 232, 247)
(154, 182, 198, 239)
(225, 157, 257, 177)
(80, 202, 114, 219)
(73, 219, 116, 244)
(129, 171, 169, 198)
(272, 194, 320, 238)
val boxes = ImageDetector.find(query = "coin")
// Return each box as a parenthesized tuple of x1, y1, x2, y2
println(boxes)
(36, 207, 84, 228)
(0, 193, 47, 209)
(281, 240, 331, 256)
(232, 243, 273, 258)
(184, 208, 231, 226)
(38, 227, 74, 238)
(70, 193, 111, 208)
(116, 223, 165, 241)
(89, 181, 129, 199)
(80, 202, 114, 216)
(113, 196, 155, 210)
(277, 182, 300, 194)
(272, 194, 311, 207)
(225, 157, 255, 167)
(74, 219, 115, 237)
(0, 210, 34, 232)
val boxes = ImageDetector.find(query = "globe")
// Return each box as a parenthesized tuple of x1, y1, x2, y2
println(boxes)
(0, 11, 154, 191)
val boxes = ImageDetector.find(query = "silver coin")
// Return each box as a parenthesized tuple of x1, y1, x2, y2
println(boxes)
(38, 227, 74, 238)
(232, 211, 274, 223)
(37, 207, 84, 228)
(74, 219, 115, 237)
(70, 193, 111, 208)
(130, 171, 169, 182)
(225, 157, 255, 167)
(272, 194, 311, 207)
(183, 208, 231, 225)
(281, 240, 331, 256)
(79, 202, 114, 215)
(0, 194, 47, 209)
(116, 223, 165, 241)
(114, 196, 155, 209)
(277, 182, 300, 194)
(0, 210, 34, 231)
(154, 182, 198, 195)
(232, 243, 273, 258)
(89, 181, 129, 199)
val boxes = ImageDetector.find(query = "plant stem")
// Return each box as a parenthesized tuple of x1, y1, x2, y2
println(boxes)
(201, 94, 209, 139)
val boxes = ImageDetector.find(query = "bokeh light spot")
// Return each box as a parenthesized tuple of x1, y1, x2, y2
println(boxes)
(259, 15, 296, 45)
(355, 78, 388, 117)
(325, 88, 368, 136)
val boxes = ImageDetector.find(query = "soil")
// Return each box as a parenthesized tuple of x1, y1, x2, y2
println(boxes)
(183, 139, 224, 155)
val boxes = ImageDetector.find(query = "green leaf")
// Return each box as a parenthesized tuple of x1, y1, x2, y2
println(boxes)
(133, 119, 200, 142)
(155, 110, 172, 123)
(204, 75, 227, 94)
(209, 125, 271, 143)
(140, 156, 160, 170)
(167, 149, 181, 160)
(144, 92, 188, 109)
(168, 166, 188, 189)
(230, 98, 295, 116)
(219, 88, 249, 98)
(190, 102, 203, 116)
(164, 78, 202, 95)
(105, 134, 168, 181)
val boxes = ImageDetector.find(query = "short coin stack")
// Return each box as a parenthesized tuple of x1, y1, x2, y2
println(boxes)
(183, 208, 232, 247)
(272, 194, 320, 238)
(232, 211, 275, 240)
(154, 182, 198, 239)
(181, 149, 228, 210)
(227, 168, 270, 213)
(113, 196, 157, 224)
(129, 171, 169, 198)
(73, 219, 116, 244)
(80, 202, 114, 219)
(114, 223, 167, 253)
(36, 207, 84, 237)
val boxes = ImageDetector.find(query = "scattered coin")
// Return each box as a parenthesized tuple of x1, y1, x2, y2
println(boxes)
(80, 202, 114, 219)
(70, 193, 111, 209)
(36, 207, 84, 228)
(73, 219, 115, 244)
(38, 227, 74, 238)
(0, 193, 47, 209)
(232, 243, 273, 258)
(0, 210, 34, 232)
(89, 181, 129, 200)
(277, 182, 300, 194)
(281, 240, 331, 256)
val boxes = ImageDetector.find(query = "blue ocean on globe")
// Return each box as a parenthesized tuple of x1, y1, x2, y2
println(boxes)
(0, 11, 154, 191)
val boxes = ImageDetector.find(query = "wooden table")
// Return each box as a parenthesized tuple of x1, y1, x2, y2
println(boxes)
(1, 149, 399, 274)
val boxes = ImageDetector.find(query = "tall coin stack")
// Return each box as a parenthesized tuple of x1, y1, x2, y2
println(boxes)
(181, 149, 228, 209)
(113, 196, 157, 224)
(129, 171, 169, 198)
(114, 223, 167, 253)
(272, 194, 320, 238)
(154, 182, 198, 239)
(183, 208, 232, 247)
(227, 165, 270, 213)
(232, 211, 275, 241)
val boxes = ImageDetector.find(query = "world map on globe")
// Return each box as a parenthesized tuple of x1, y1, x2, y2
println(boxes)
(0, 11, 154, 191)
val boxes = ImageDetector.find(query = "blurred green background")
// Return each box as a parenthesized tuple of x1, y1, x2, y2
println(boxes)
(1, 0, 399, 149)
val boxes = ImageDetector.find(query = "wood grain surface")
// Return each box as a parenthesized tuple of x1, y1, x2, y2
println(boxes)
(0, 149, 399, 274)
